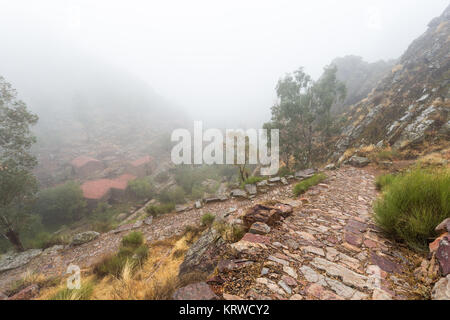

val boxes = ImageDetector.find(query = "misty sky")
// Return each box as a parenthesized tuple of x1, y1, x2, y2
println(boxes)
(0, 0, 448, 128)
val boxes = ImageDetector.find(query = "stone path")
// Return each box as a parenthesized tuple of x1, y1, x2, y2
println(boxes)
(0, 166, 426, 300)
(217, 167, 425, 300)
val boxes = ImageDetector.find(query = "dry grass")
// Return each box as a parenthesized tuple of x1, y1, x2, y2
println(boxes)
(90, 229, 201, 300)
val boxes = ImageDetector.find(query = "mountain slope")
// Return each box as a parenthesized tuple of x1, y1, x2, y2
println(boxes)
(334, 5, 450, 158)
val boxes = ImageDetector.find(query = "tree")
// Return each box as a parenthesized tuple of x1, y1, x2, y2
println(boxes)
(265, 68, 315, 168)
(313, 65, 346, 137)
(265, 66, 346, 169)
(0, 76, 39, 251)
(33, 181, 86, 226)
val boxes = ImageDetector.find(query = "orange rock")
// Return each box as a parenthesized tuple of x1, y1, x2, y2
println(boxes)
(429, 232, 449, 253)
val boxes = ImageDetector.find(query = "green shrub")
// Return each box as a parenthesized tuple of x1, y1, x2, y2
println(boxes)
(374, 168, 450, 251)
(94, 233, 148, 278)
(375, 174, 396, 191)
(127, 178, 155, 200)
(145, 203, 175, 217)
(121, 231, 144, 248)
(33, 181, 86, 226)
(201, 213, 215, 226)
(277, 166, 292, 177)
(158, 187, 186, 204)
(134, 245, 149, 262)
(50, 282, 94, 300)
(293, 173, 327, 196)
(155, 171, 169, 183)
(241, 176, 264, 188)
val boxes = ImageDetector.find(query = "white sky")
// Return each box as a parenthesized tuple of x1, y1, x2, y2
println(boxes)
(0, 0, 448, 127)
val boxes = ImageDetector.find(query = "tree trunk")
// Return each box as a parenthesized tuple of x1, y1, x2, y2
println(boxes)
(5, 228, 24, 252)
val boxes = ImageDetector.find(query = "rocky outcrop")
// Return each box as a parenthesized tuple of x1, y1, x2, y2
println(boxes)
(178, 228, 225, 277)
(242, 203, 293, 228)
(0, 249, 42, 273)
(71, 231, 100, 245)
(335, 5, 450, 156)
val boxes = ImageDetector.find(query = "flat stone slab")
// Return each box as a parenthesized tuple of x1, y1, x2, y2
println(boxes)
(249, 222, 271, 235)
(0, 249, 42, 272)
(173, 282, 218, 300)
(370, 252, 402, 273)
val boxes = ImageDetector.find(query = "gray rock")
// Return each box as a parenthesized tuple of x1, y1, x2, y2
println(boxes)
(71, 231, 100, 246)
(195, 200, 202, 209)
(311, 257, 370, 290)
(0, 249, 43, 272)
(256, 180, 268, 187)
(249, 222, 271, 235)
(175, 204, 192, 213)
(204, 197, 221, 204)
(348, 156, 370, 168)
(431, 275, 450, 300)
(230, 189, 247, 198)
(268, 177, 281, 183)
(144, 216, 153, 225)
(435, 218, 450, 234)
(179, 228, 224, 276)
(281, 177, 288, 185)
(295, 169, 315, 179)
(244, 184, 257, 195)
(325, 163, 336, 170)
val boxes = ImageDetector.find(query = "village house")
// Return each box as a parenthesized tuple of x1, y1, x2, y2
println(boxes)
(81, 174, 136, 209)
(126, 155, 154, 177)
(71, 156, 105, 178)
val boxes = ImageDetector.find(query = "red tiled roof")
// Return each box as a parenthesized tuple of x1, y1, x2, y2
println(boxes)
(71, 156, 101, 168)
(81, 174, 137, 200)
(130, 155, 153, 167)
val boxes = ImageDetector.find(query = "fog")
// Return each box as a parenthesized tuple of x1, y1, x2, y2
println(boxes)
(0, 0, 448, 128)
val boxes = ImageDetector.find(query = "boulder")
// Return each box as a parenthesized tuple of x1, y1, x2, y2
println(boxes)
(256, 180, 268, 187)
(230, 189, 247, 198)
(436, 235, 450, 276)
(143, 216, 153, 226)
(179, 228, 224, 277)
(244, 184, 257, 195)
(268, 177, 281, 183)
(243, 203, 292, 228)
(175, 204, 192, 213)
(0, 249, 43, 272)
(195, 200, 202, 209)
(281, 177, 288, 185)
(325, 163, 336, 170)
(348, 156, 370, 168)
(249, 222, 271, 235)
(431, 275, 450, 300)
(173, 282, 218, 300)
(71, 231, 100, 246)
(295, 168, 316, 179)
(204, 197, 221, 204)
(436, 218, 450, 235)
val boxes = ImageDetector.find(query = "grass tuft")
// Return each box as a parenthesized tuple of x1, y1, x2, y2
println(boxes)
(374, 167, 450, 251)
(201, 213, 215, 226)
(293, 173, 327, 196)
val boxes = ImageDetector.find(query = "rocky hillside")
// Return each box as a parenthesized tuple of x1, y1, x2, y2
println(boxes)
(330, 55, 395, 114)
(334, 5, 450, 159)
